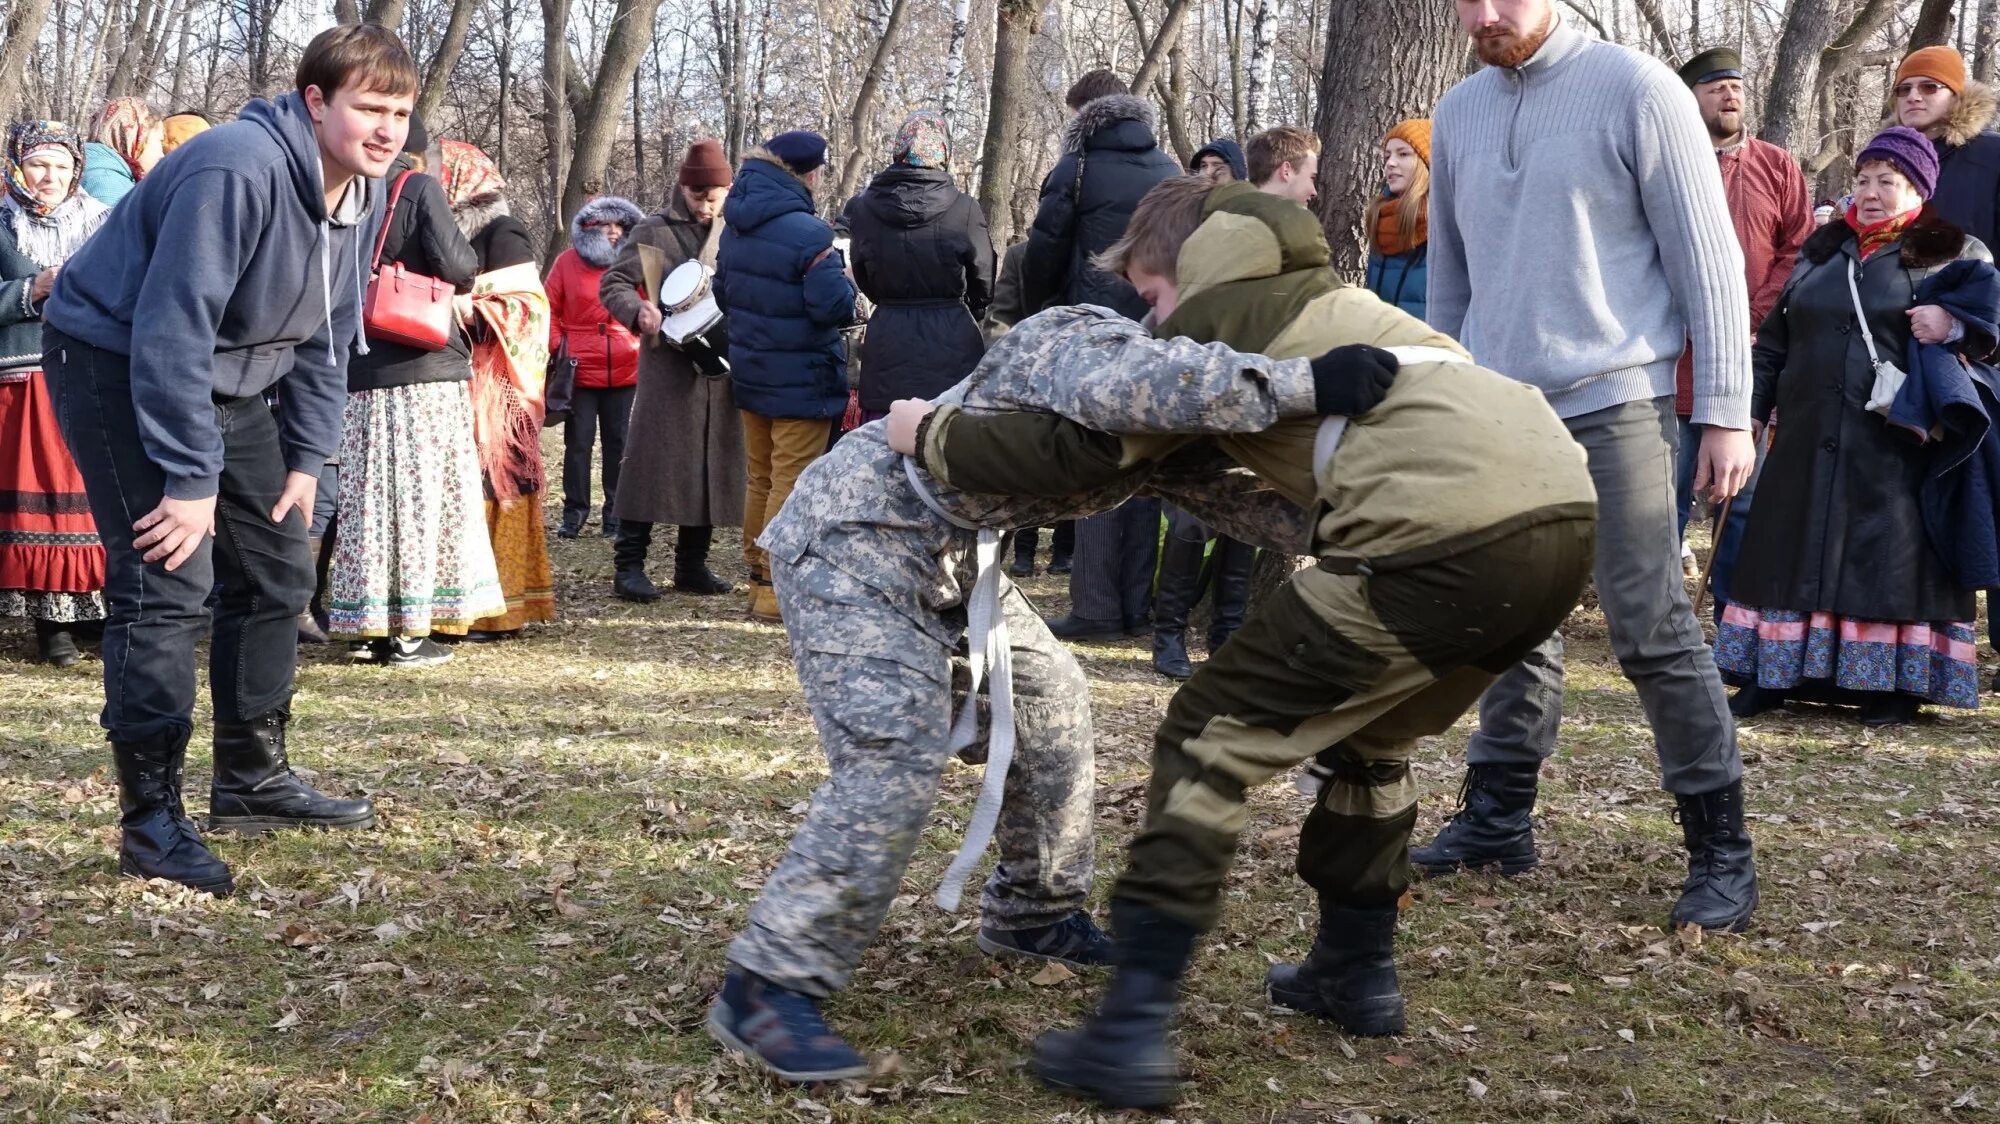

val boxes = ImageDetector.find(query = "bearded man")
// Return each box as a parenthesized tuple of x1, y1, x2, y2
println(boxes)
(1419, 0, 1762, 933)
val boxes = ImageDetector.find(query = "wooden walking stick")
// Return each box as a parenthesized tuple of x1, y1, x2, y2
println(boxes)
(1693, 423, 1773, 619)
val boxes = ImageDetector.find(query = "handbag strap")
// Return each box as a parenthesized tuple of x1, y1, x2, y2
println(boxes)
(370, 170, 417, 273)
(1846, 256, 1885, 368)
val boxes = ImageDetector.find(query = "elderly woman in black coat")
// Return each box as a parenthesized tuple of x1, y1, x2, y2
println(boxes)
(843, 111, 995, 423)
(1718, 126, 1994, 727)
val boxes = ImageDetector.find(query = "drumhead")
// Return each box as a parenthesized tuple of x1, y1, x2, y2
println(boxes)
(659, 261, 710, 313)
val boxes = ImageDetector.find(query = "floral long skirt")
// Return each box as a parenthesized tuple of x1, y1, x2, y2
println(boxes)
(1715, 604, 1981, 709)
(470, 493, 555, 631)
(327, 381, 505, 637)
(0, 370, 105, 623)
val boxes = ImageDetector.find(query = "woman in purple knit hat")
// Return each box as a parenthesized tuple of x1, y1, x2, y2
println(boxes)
(1718, 125, 1997, 726)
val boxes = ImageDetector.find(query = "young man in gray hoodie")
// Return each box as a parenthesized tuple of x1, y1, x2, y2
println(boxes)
(1420, 0, 1760, 932)
(40, 24, 412, 896)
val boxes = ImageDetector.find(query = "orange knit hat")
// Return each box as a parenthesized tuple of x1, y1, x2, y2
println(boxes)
(1385, 119, 1432, 167)
(1897, 46, 1967, 95)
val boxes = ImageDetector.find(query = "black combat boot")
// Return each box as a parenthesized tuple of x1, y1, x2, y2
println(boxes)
(1266, 902, 1405, 1035)
(1010, 529, 1038, 578)
(1031, 900, 1196, 1111)
(209, 715, 376, 834)
(1150, 535, 1206, 680)
(1205, 538, 1256, 653)
(113, 729, 234, 895)
(1669, 779, 1758, 932)
(672, 525, 733, 595)
(34, 619, 81, 667)
(614, 568, 662, 602)
(1409, 763, 1541, 877)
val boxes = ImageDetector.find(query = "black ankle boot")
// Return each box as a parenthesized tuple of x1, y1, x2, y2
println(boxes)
(614, 568, 662, 602)
(114, 729, 234, 895)
(1728, 684, 1787, 718)
(1409, 763, 1541, 877)
(34, 619, 81, 668)
(672, 525, 734, 595)
(1266, 903, 1405, 1035)
(1669, 779, 1758, 932)
(1205, 537, 1256, 653)
(1010, 530, 1037, 578)
(1151, 536, 1206, 680)
(209, 715, 375, 834)
(1031, 900, 1196, 1110)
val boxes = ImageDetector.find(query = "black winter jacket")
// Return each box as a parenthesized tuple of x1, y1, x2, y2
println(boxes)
(845, 165, 996, 412)
(1020, 94, 1181, 319)
(348, 155, 480, 392)
(1930, 83, 2000, 259)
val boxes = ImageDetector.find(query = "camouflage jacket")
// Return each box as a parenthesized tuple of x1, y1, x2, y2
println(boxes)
(759, 305, 1320, 642)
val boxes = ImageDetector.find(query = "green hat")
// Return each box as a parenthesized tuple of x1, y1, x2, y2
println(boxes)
(1679, 47, 1743, 88)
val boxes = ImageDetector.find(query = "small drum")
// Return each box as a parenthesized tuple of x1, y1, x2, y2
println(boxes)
(657, 260, 730, 376)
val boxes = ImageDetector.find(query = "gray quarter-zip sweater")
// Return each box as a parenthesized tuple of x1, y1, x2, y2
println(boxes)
(1427, 14, 1752, 430)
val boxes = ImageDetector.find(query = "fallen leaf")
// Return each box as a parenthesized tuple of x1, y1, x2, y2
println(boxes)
(1028, 962, 1075, 987)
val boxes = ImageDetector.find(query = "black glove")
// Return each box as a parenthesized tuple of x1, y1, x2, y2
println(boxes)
(1310, 344, 1399, 416)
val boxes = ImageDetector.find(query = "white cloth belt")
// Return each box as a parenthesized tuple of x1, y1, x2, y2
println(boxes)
(901, 456, 1015, 912)
(1314, 346, 1472, 477)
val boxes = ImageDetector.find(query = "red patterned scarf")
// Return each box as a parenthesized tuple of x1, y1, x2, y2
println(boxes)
(1845, 204, 1918, 262)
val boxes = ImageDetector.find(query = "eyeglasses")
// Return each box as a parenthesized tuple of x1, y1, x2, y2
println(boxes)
(1894, 80, 1948, 99)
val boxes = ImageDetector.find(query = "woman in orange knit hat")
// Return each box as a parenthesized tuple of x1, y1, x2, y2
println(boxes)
(1365, 118, 1431, 320)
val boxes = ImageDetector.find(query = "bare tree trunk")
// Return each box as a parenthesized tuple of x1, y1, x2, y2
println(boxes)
(1245, 0, 1277, 132)
(1130, 0, 1194, 94)
(1631, 0, 1677, 58)
(1162, 44, 1193, 165)
(108, 0, 157, 99)
(1223, 0, 1245, 138)
(1311, 0, 1462, 275)
(416, 0, 480, 124)
(559, 0, 667, 229)
(835, 0, 914, 201)
(497, 0, 516, 173)
(366, 0, 409, 32)
(977, 0, 1052, 245)
(246, 0, 281, 96)
(336, 0, 362, 22)
(0, 0, 58, 124)
(542, 0, 572, 248)
(1910, 0, 1959, 51)
(941, 0, 974, 123)
(1759, 0, 1840, 153)
(632, 64, 646, 188)
(167, 12, 195, 109)
(1979, 0, 2000, 84)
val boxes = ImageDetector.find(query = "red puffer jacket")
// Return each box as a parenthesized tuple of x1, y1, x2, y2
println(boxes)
(546, 247, 640, 390)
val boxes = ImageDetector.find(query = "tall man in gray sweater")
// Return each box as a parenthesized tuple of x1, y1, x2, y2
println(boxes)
(1419, 0, 1760, 932)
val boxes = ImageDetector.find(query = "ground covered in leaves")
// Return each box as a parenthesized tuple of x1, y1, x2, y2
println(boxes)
(4, 492, 1999, 1122)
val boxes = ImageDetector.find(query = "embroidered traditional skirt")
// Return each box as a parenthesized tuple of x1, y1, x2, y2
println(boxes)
(1715, 605, 1981, 709)
(0, 370, 105, 623)
(470, 492, 555, 632)
(327, 381, 506, 637)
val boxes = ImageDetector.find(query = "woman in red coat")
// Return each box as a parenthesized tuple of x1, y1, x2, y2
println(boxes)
(546, 195, 644, 539)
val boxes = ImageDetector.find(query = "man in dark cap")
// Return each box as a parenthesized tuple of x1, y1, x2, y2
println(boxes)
(1665, 47, 1814, 619)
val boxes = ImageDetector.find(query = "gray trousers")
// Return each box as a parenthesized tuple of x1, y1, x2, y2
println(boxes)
(1465, 396, 1741, 795)
(1069, 497, 1161, 625)
(730, 550, 1096, 998)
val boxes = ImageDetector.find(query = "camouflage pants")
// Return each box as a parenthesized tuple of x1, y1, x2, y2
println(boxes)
(728, 549, 1096, 998)
(1114, 519, 1596, 930)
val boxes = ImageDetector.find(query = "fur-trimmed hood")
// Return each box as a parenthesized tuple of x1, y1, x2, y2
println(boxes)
(1941, 81, 2000, 149)
(1062, 93, 1160, 154)
(1801, 203, 1970, 270)
(740, 144, 816, 187)
(569, 194, 644, 267)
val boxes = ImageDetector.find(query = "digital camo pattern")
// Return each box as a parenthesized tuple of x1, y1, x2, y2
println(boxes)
(727, 552, 1093, 998)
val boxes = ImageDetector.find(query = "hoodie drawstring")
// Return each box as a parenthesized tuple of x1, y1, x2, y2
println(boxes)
(352, 216, 370, 356)
(319, 220, 335, 366)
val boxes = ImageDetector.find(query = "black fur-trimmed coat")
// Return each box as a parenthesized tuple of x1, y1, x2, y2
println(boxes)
(1929, 82, 2000, 256)
(1737, 206, 1991, 622)
(1019, 94, 1181, 319)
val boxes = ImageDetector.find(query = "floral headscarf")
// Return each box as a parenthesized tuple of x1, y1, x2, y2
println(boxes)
(891, 111, 950, 170)
(4, 120, 85, 216)
(436, 139, 507, 208)
(91, 97, 160, 178)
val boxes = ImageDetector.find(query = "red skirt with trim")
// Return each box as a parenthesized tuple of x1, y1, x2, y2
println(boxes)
(0, 370, 105, 593)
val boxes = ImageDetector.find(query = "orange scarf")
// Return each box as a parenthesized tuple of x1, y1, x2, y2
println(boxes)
(465, 262, 551, 506)
(1372, 195, 1427, 257)
(1845, 204, 1918, 262)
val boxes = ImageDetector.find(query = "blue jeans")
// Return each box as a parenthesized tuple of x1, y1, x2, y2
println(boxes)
(1673, 416, 1761, 616)
(45, 329, 315, 742)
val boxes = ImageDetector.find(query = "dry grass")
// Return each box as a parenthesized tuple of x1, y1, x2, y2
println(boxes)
(3, 492, 1999, 1123)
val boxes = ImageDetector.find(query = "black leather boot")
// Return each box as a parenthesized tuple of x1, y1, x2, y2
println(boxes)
(1409, 763, 1541, 877)
(614, 568, 662, 602)
(1010, 529, 1038, 578)
(114, 729, 234, 895)
(1031, 900, 1196, 1110)
(672, 525, 733, 595)
(1266, 902, 1405, 1035)
(1151, 535, 1205, 680)
(1669, 779, 1758, 932)
(34, 619, 81, 667)
(209, 715, 375, 834)
(1205, 538, 1256, 653)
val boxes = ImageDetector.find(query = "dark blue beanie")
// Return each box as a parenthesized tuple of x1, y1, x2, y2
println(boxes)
(765, 130, 828, 175)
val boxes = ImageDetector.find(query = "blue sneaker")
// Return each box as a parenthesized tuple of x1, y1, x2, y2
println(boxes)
(977, 910, 1114, 968)
(706, 968, 869, 1083)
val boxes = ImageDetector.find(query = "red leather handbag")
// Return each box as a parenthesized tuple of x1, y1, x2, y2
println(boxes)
(362, 171, 455, 351)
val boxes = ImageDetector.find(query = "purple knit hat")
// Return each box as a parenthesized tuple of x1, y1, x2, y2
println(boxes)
(1856, 125, 1940, 200)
